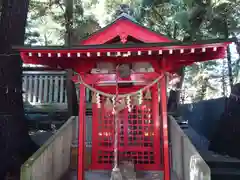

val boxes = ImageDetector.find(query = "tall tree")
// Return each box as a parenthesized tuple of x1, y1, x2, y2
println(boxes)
(25, 0, 100, 46)
(0, 0, 38, 178)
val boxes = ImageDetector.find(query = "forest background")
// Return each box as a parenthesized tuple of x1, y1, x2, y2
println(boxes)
(26, 0, 240, 103)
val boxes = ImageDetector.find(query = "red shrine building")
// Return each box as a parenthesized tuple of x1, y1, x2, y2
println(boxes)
(15, 13, 231, 180)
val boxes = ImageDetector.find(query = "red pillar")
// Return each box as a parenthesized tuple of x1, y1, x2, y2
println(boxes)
(91, 93, 98, 169)
(160, 75, 170, 180)
(152, 84, 161, 168)
(78, 83, 86, 180)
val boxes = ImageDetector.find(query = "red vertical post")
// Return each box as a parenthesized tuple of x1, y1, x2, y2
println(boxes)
(78, 83, 86, 180)
(160, 74, 170, 180)
(91, 92, 98, 169)
(152, 84, 160, 167)
(123, 108, 128, 151)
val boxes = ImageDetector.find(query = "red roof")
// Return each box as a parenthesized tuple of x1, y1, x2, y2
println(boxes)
(80, 13, 173, 45)
(14, 14, 233, 73)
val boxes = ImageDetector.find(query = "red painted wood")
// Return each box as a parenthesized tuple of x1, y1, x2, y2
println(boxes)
(90, 93, 163, 171)
(80, 19, 172, 45)
(90, 91, 101, 170)
(78, 83, 86, 180)
(72, 72, 160, 85)
(160, 75, 170, 180)
(20, 45, 229, 73)
(152, 84, 161, 167)
(72, 72, 172, 88)
(123, 108, 128, 151)
(87, 85, 145, 94)
(19, 43, 228, 54)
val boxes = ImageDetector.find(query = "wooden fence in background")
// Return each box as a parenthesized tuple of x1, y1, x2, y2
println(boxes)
(22, 71, 91, 106)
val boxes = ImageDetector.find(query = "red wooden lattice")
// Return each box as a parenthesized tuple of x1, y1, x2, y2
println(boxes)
(91, 89, 162, 170)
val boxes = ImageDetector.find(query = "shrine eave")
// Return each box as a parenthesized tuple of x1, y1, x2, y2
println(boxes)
(14, 38, 233, 71)
(15, 38, 232, 53)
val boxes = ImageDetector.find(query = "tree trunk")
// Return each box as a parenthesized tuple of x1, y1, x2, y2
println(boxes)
(227, 45, 233, 89)
(233, 37, 240, 81)
(176, 67, 185, 103)
(64, 0, 73, 46)
(234, 37, 240, 57)
(167, 68, 184, 117)
(224, 18, 233, 90)
(0, 0, 38, 178)
(66, 69, 78, 117)
(173, 36, 192, 106)
(64, 2, 78, 117)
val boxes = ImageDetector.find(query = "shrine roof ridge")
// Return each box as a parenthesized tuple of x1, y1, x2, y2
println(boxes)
(115, 13, 138, 23)
(79, 12, 175, 44)
(14, 38, 233, 51)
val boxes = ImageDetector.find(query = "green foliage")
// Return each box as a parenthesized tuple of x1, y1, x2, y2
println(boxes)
(182, 0, 194, 8)
(25, 0, 100, 46)
(25, 0, 240, 102)
(174, 11, 190, 31)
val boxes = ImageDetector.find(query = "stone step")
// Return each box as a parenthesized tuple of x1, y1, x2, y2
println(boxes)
(202, 151, 240, 169)
(201, 152, 240, 180)
(208, 159, 240, 169)
(211, 168, 240, 180)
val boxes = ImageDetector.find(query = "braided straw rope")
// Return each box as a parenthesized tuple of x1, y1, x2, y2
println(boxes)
(75, 73, 164, 98)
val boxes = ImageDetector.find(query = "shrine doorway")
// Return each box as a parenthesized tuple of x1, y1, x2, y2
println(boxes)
(90, 85, 162, 171)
